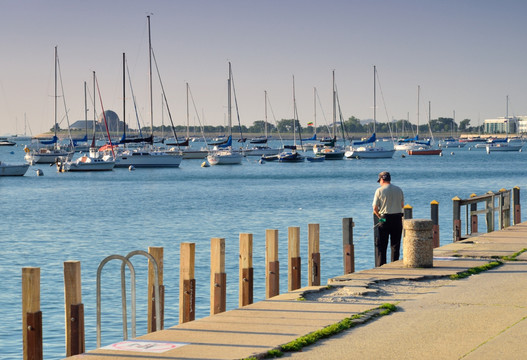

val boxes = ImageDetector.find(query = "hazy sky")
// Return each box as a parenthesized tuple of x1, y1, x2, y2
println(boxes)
(1, 0, 527, 135)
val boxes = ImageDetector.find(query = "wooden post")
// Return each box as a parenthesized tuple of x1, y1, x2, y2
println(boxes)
(288, 227, 301, 291)
(265, 229, 279, 299)
(453, 196, 461, 241)
(404, 204, 413, 219)
(148, 247, 164, 332)
(179, 243, 195, 324)
(430, 200, 440, 248)
(23, 267, 42, 360)
(211, 238, 226, 315)
(342, 218, 354, 274)
(308, 223, 320, 286)
(64, 261, 84, 356)
(513, 186, 521, 225)
(486, 191, 495, 233)
(239, 233, 253, 307)
(470, 193, 478, 235)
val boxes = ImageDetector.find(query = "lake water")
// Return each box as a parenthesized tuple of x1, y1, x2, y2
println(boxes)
(1, 140, 526, 359)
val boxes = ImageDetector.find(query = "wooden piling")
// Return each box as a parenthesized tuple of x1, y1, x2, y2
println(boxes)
(288, 227, 301, 291)
(148, 247, 164, 332)
(23, 267, 42, 360)
(430, 200, 440, 248)
(211, 238, 226, 315)
(513, 186, 521, 225)
(453, 196, 461, 241)
(265, 229, 279, 299)
(239, 233, 253, 307)
(342, 218, 355, 274)
(64, 261, 84, 356)
(179, 243, 195, 324)
(404, 204, 413, 219)
(308, 223, 320, 286)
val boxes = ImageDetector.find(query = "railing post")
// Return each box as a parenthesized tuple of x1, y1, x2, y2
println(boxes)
(239, 233, 253, 307)
(342, 218, 354, 274)
(179, 243, 195, 324)
(430, 200, 440, 248)
(265, 229, 279, 299)
(486, 191, 495, 233)
(288, 226, 301, 291)
(308, 223, 320, 286)
(148, 247, 164, 332)
(211, 238, 226, 315)
(23, 267, 42, 360)
(404, 204, 413, 219)
(470, 193, 478, 235)
(64, 261, 84, 356)
(513, 186, 521, 225)
(453, 196, 461, 242)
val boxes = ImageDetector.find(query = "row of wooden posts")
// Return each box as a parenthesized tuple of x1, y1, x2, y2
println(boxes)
(23, 200, 444, 360)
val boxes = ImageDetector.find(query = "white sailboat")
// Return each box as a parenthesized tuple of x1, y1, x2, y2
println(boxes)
(176, 83, 208, 159)
(407, 99, 442, 156)
(314, 71, 345, 159)
(207, 62, 243, 165)
(276, 76, 305, 163)
(24, 46, 74, 165)
(113, 17, 182, 168)
(345, 66, 394, 159)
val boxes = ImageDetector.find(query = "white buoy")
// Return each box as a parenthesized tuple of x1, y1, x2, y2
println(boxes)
(258, 159, 265, 164)
(439, 153, 443, 156)
(201, 161, 210, 167)
(35, 169, 43, 176)
(128, 165, 135, 171)
(451, 152, 455, 155)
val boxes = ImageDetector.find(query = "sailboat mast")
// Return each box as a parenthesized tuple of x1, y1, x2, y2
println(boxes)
(228, 62, 232, 137)
(122, 52, 126, 140)
(313, 87, 317, 137)
(148, 15, 153, 138)
(92, 71, 96, 148)
(292, 75, 297, 146)
(186, 83, 190, 139)
(373, 66, 377, 134)
(417, 85, 420, 136)
(332, 70, 336, 139)
(264, 90, 268, 138)
(54, 46, 58, 141)
(84, 81, 88, 138)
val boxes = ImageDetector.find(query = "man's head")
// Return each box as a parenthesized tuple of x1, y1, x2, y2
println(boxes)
(377, 171, 391, 183)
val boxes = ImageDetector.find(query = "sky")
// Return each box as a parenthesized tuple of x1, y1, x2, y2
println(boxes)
(1, 0, 527, 135)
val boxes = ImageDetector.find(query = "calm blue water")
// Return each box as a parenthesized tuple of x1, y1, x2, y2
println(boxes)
(1, 141, 526, 359)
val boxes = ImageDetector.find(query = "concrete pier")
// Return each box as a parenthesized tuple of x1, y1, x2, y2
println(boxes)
(64, 223, 527, 360)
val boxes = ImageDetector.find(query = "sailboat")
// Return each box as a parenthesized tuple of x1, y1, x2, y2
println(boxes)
(486, 96, 523, 153)
(207, 62, 243, 165)
(276, 76, 304, 163)
(244, 91, 280, 157)
(112, 17, 182, 168)
(407, 99, 442, 155)
(24, 46, 74, 164)
(60, 73, 116, 172)
(345, 66, 394, 159)
(313, 71, 345, 160)
(439, 111, 466, 148)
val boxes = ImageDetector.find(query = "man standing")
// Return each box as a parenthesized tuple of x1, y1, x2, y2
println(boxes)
(372, 171, 404, 267)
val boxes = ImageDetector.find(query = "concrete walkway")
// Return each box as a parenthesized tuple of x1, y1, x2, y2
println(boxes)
(67, 223, 527, 360)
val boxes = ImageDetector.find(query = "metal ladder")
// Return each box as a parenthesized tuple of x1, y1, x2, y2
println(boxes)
(96, 250, 161, 347)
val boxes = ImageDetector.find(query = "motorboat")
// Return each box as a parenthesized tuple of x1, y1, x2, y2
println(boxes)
(0, 161, 30, 176)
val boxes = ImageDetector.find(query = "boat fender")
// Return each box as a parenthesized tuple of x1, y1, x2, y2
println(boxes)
(128, 165, 135, 171)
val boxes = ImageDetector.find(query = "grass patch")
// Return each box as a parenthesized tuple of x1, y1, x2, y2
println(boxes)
(276, 303, 396, 354)
(450, 261, 502, 279)
(501, 248, 527, 261)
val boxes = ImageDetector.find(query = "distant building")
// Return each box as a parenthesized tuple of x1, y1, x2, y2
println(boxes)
(483, 117, 517, 134)
(68, 110, 129, 133)
(516, 116, 527, 134)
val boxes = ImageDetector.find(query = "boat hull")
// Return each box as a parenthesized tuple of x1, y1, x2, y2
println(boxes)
(345, 148, 395, 159)
(114, 152, 182, 168)
(407, 149, 443, 156)
(207, 151, 243, 165)
(25, 150, 74, 164)
(0, 163, 30, 176)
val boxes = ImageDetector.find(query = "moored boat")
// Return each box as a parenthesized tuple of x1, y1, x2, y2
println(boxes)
(0, 161, 30, 176)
